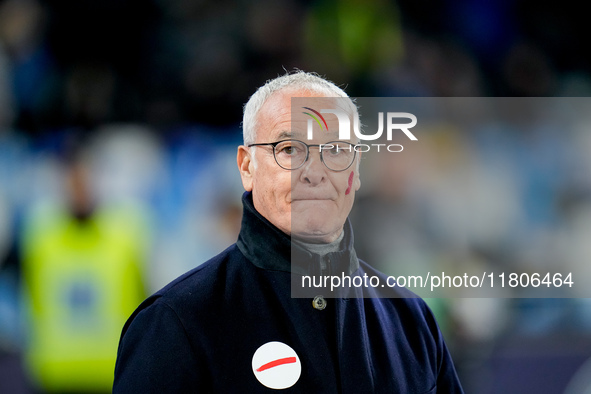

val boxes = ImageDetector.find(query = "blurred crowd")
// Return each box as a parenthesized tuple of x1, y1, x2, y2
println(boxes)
(351, 98, 591, 393)
(1, 0, 591, 134)
(2, 0, 591, 393)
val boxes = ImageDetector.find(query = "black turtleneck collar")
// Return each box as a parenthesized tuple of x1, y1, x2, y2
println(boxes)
(236, 191, 359, 277)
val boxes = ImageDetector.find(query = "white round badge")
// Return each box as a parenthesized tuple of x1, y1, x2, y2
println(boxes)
(251, 341, 301, 389)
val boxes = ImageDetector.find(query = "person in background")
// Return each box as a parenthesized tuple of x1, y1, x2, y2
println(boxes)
(21, 137, 149, 393)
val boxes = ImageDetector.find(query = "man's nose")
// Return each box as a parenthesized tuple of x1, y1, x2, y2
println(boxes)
(299, 150, 326, 185)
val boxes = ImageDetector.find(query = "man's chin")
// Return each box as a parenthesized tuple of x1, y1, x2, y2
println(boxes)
(290, 201, 344, 243)
(290, 221, 341, 244)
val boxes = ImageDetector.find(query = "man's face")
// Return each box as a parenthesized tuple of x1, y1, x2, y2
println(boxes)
(237, 89, 361, 243)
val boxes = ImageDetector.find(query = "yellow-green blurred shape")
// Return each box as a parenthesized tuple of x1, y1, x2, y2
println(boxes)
(304, 0, 403, 82)
(21, 201, 149, 392)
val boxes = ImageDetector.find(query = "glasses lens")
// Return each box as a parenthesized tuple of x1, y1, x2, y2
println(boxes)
(274, 140, 307, 169)
(321, 142, 356, 171)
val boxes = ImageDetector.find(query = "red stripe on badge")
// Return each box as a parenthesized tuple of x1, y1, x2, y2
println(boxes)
(256, 357, 297, 372)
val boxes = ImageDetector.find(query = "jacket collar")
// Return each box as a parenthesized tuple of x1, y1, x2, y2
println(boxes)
(236, 191, 359, 276)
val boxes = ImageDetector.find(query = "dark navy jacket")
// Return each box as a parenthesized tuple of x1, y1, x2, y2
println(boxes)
(114, 192, 463, 393)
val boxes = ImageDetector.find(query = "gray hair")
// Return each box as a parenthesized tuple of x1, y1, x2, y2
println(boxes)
(242, 71, 350, 146)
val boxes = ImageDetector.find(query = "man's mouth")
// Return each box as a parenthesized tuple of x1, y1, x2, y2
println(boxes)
(291, 197, 335, 203)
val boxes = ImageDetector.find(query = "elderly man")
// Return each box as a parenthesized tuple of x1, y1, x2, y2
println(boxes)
(114, 72, 463, 393)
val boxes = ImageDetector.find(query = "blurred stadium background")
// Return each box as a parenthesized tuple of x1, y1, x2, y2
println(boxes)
(1, 0, 591, 393)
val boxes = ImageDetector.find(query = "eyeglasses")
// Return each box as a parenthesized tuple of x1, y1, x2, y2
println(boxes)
(248, 139, 357, 172)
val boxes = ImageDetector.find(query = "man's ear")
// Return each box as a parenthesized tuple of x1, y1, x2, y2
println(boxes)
(237, 145, 254, 191)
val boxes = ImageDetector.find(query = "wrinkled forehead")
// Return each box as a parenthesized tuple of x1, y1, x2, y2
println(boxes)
(291, 96, 357, 142)
(259, 91, 357, 142)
